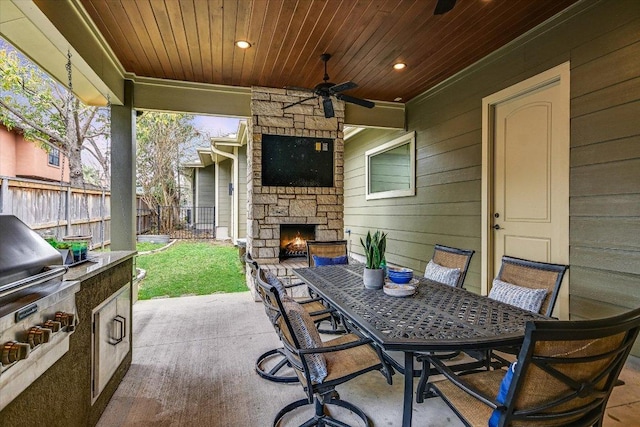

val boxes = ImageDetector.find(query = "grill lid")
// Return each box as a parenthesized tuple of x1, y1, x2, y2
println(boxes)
(0, 215, 63, 287)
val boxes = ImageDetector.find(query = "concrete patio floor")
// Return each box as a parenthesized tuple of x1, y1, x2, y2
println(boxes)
(97, 292, 640, 427)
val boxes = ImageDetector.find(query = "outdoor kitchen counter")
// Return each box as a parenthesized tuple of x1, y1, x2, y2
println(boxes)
(0, 251, 136, 427)
(64, 250, 137, 282)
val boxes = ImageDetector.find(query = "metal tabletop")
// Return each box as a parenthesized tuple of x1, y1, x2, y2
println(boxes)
(293, 263, 546, 427)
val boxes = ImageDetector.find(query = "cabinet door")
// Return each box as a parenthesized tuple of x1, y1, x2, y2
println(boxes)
(92, 284, 131, 402)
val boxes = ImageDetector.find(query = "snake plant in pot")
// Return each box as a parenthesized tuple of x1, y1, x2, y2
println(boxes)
(360, 230, 387, 289)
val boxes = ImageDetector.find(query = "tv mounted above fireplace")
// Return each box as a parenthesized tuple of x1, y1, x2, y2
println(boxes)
(261, 134, 334, 187)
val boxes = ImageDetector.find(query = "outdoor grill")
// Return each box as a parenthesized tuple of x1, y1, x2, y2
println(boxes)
(0, 214, 80, 411)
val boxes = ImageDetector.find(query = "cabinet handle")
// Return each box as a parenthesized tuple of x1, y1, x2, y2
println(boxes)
(110, 315, 126, 345)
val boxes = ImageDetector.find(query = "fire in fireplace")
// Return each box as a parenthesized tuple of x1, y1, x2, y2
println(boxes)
(280, 225, 315, 259)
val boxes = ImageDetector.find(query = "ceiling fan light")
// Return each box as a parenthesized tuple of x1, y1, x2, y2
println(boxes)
(393, 62, 406, 70)
(235, 40, 251, 49)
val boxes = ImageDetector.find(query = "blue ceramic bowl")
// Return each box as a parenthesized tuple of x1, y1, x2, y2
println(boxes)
(387, 267, 413, 284)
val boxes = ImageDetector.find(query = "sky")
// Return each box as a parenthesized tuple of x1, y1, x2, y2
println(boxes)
(192, 115, 241, 138)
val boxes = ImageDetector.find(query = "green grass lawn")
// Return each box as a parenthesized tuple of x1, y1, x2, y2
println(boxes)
(135, 242, 167, 252)
(136, 241, 247, 300)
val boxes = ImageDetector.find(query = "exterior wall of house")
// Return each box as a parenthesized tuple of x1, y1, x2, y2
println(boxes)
(0, 126, 18, 176)
(217, 158, 232, 232)
(196, 165, 216, 207)
(238, 144, 247, 240)
(344, 0, 640, 353)
(0, 125, 70, 181)
(194, 165, 216, 233)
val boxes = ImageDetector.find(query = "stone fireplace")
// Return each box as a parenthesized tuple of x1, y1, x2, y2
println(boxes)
(280, 224, 315, 259)
(247, 86, 345, 265)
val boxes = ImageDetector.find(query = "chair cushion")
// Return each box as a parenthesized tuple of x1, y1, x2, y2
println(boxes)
(282, 301, 328, 383)
(312, 254, 349, 266)
(489, 362, 517, 427)
(264, 271, 292, 301)
(424, 260, 461, 286)
(488, 279, 547, 313)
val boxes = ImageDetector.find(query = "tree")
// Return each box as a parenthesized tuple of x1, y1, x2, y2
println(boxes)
(0, 40, 110, 186)
(136, 112, 201, 232)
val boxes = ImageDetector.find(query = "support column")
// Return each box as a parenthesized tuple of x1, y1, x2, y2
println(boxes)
(110, 79, 136, 250)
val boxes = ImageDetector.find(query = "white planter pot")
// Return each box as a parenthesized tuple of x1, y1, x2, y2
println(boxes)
(363, 268, 385, 290)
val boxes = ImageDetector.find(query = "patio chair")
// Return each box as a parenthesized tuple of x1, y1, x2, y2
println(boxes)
(305, 240, 350, 332)
(424, 244, 475, 288)
(382, 244, 475, 379)
(256, 268, 393, 427)
(306, 240, 349, 267)
(245, 254, 334, 383)
(490, 255, 569, 318)
(416, 245, 475, 362)
(487, 255, 571, 365)
(416, 253, 568, 402)
(422, 307, 640, 426)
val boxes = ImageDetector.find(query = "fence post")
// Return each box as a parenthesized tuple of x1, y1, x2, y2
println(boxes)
(0, 178, 8, 213)
(156, 205, 161, 234)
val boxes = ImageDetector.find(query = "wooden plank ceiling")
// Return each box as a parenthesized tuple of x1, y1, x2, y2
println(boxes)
(78, 0, 580, 103)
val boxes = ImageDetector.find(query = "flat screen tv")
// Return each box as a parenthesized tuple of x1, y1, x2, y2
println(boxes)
(261, 134, 334, 187)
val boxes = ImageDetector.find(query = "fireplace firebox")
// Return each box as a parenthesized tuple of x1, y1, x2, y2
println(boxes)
(280, 225, 315, 259)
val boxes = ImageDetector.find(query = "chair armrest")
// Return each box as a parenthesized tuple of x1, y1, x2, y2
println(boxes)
(284, 280, 306, 289)
(297, 297, 325, 304)
(307, 307, 335, 317)
(426, 355, 501, 409)
(298, 336, 374, 355)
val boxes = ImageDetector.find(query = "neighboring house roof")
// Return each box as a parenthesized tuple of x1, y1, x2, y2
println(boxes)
(183, 121, 248, 169)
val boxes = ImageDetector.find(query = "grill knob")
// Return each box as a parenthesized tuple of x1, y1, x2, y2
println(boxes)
(54, 312, 76, 331)
(42, 320, 62, 333)
(27, 326, 52, 348)
(1, 341, 30, 365)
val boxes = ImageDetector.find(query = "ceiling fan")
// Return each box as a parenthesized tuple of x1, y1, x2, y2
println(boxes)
(434, 0, 457, 15)
(283, 53, 374, 119)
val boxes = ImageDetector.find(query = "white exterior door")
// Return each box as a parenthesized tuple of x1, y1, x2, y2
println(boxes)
(482, 63, 570, 318)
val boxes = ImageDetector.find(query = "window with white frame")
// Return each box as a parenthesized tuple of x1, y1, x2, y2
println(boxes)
(365, 132, 416, 200)
(48, 147, 60, 167)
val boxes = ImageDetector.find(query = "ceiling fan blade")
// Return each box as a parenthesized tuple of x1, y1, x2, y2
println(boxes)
(322, 97, 335, 118)
(336, 94, 375, 109)
(434, 0, 456, 15)
(329, 81, 358, 93)
(283, 95, 317, 110)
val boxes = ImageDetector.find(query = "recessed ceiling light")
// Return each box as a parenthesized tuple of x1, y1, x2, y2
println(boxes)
(393, 62, 406, 70)
(236, 40, 251, 49)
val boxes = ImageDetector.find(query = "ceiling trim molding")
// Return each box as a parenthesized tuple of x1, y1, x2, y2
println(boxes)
(409, 0, 593, 106)
(133, 77, 252, 117)
(345, 101, 405, 129)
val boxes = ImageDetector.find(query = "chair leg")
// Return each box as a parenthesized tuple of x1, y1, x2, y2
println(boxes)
(273, 392, 370, 427)
(256, 348, 299, 383)
(416, 358, 430, 404)
(273, 398, 311, 427)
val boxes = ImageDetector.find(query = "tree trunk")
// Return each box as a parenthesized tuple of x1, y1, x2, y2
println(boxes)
(68, 143, 84, 187)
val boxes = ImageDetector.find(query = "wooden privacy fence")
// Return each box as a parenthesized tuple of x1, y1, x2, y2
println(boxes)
(0, 176, 150, 248)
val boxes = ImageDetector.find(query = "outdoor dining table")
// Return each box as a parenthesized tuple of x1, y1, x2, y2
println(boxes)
(292, 263, 547, 427)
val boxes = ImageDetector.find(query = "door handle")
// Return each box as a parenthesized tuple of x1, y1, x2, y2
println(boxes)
(110, 315, 126, 345)
(493, 224, 502, 230)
